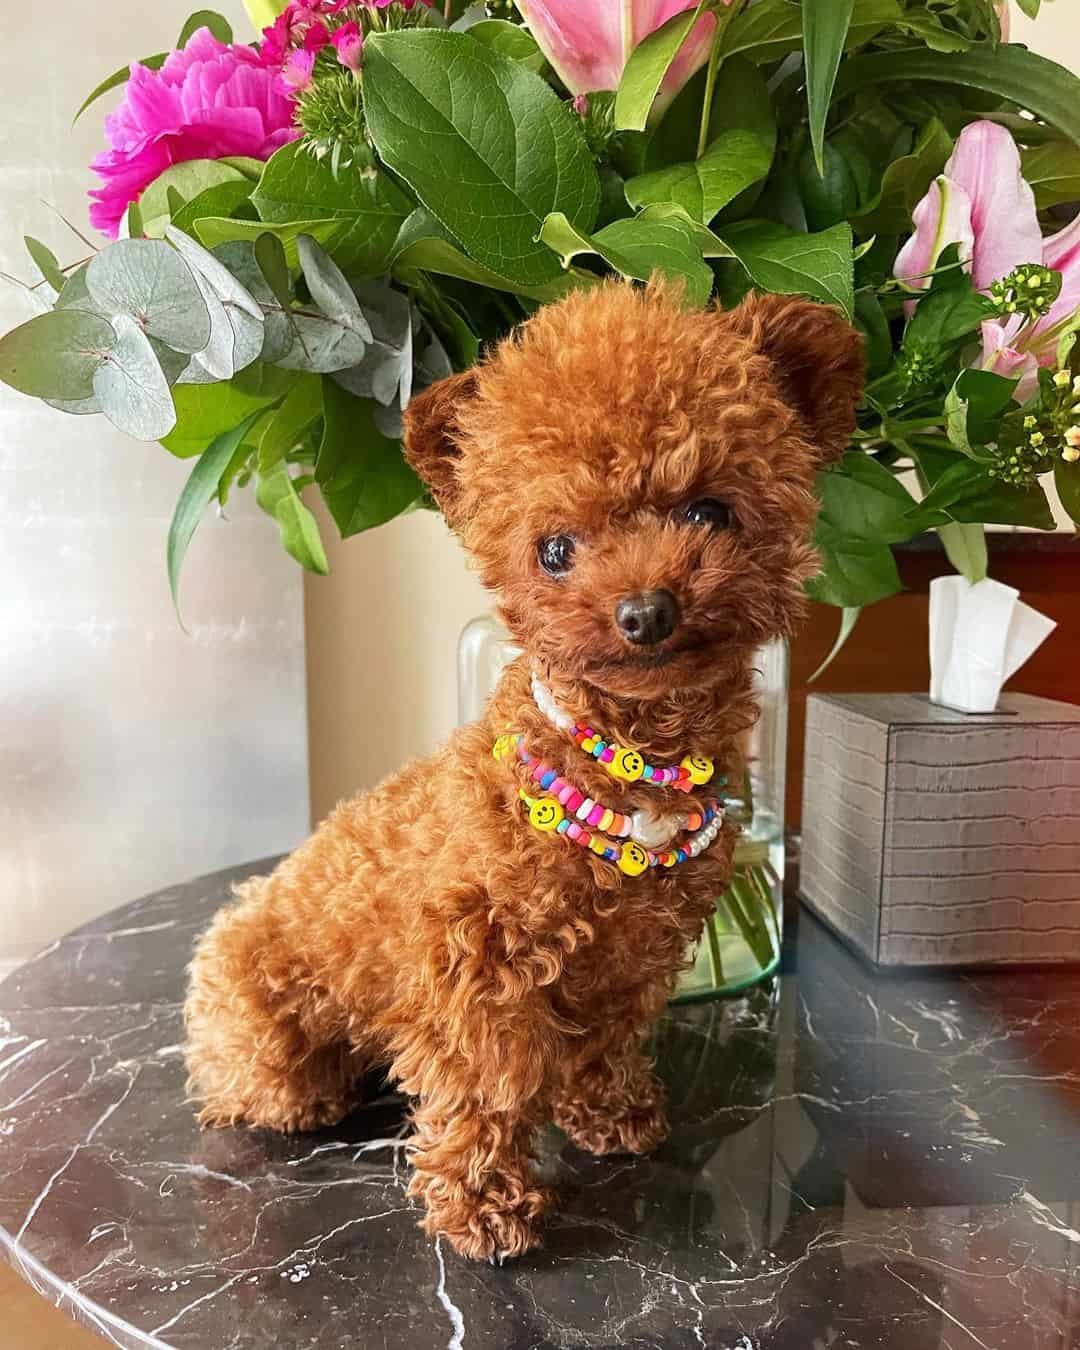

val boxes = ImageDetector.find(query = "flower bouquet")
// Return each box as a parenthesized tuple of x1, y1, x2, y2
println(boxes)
(2, 0, 1078, 991)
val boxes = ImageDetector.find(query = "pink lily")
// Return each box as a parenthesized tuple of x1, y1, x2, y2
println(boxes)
(513, 0, 729, 116)
(895, 120, 1080, 399)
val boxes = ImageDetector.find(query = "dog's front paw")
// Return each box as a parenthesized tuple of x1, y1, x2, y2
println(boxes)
(416, 1179, 551, 1262)
(555, 1099, 669, 1157)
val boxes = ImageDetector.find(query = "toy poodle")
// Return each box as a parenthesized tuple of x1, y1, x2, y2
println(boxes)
(184, 280, 863, 1261)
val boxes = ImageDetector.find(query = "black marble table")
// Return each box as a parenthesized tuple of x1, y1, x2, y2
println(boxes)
(2, 860, 1080, 1349)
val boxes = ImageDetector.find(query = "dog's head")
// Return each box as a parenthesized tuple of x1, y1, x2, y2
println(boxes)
(404, 282, 863, 700)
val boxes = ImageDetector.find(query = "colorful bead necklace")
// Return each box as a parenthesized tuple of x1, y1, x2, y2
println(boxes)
(493, 731, 724, 876)
(531, 673, 722, 794)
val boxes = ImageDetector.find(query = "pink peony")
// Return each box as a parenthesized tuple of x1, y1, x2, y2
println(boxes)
(89, 27, 300, 239)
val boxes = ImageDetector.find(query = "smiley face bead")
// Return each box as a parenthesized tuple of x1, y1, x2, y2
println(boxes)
(529, 798, 564, 832)
(680, 754, 714, 786)
(610, 748, 645, 782)
(492, 734, 517, 762)
(617, 841, 649, 877)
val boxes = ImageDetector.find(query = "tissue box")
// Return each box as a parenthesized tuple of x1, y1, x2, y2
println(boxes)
(800, 692, 1080, 968)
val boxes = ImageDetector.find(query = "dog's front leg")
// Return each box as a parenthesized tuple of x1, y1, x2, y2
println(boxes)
(552, 984, 671, 1157)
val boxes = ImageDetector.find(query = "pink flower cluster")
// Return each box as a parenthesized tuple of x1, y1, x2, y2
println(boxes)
(264, 0, 432, 92)
(89, 28, 299, 239)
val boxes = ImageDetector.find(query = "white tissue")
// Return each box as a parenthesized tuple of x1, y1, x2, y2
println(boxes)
(929, 576, 1056, 713)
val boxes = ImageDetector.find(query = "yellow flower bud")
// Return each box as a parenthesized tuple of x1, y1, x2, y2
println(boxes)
(1054, 370, 1072, 388)
(1023, 415, 1037, 429)
(1029, 431, 1045, 447)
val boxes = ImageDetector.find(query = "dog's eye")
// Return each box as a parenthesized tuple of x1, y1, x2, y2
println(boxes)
(681, 498, 732, 531)
(537, 534, 576, 576)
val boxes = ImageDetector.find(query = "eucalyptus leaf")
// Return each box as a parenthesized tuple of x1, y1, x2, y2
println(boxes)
(614, 0, 710, 133)
(251, 142, 413, 274)
(167, 410, 265, 620)
(363, 30, 599, 289)
(803, 0, 855, 174)
(24, 237, 66, 294)
(213, 241, 292, 362)
(53, 266, 94, 313)
(0, 308, 116, 399)
(625, 130, 772, 224)
(86, 239, 211, 355)
(296, 234, 373, 346)
(317, 379, 423, 537)
(166, 225, 265, 380)
(715, 220, 855, 319)
(93, 313, 176, 440)
(255, 459, 329, 574)
(333, 280, 413, 407)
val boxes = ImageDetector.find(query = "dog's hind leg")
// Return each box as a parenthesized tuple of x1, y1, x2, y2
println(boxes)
(184, 877, 370, 1133)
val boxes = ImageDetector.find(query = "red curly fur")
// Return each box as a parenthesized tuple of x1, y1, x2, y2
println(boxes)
(184, 281, 863, 1261)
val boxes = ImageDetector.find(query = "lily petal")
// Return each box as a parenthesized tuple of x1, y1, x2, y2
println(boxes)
(515, 0, 626, 94)
(944, 120, 1043, 290)
(981, 316, 1040, 401)
(1037, 211, 1080, 333)
(894, 175, 975, 293)
(656, 10, 718, 114)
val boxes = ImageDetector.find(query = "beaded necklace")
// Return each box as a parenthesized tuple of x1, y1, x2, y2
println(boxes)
(493, 732, 725, 876)
(531, 673, 722, 793)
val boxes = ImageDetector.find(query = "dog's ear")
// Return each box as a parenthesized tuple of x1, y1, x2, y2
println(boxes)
(402, 371, 477, 516)
(723, 291, 864, 464)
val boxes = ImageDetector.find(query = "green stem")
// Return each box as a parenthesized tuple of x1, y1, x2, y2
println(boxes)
(705, 913, 725, 987)
(697, 26, 725, 159)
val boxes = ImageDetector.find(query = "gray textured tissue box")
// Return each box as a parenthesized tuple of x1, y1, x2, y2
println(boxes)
(799, 692, 1080, 968)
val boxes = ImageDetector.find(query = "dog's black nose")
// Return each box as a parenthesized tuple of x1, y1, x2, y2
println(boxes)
(615, 590, 680, 646)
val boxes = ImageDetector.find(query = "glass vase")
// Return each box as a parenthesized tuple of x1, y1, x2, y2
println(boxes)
(457, 616, 786, 999)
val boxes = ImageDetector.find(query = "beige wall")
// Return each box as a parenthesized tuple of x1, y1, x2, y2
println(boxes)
(304, 3, 1080, 824)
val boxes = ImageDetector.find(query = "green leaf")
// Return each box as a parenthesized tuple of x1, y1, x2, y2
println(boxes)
(937, 521, 988, 584)
(806, 523, 903, 608)
(625, 129, 772, 224)
(916, 457, 1056, 529)
(73, 53, 167, 124)
(835, 45, 1080, 147)
(242, 0, 287, 31)
(168, 411, 265, 621)
(255, 459, 329, 574)
(170, 181, 256, 237)
(808, 606, 861, 682)
(193, 216, 341, 269)
(390, 209, 582, 302)
(539, 207, 713, 307)
(93, 313, 176, 440)
(715, 220, 855, 319)
(803, 0, 855, 174)
(895, 13, 972, 52)
(614, 1, 709, 132)
(722, 0, 900, 64)
(24, 237, 66, 293)
(465, 19, 546, 72)
(258, 374, 323, 471)
(86, 238, 212, 354)
(854, 118, 953, 235)
(137, 160, 252, 238)
(818, 452, 921, 543)
(161, 364, 297, 457)
(902, 246, 994, 352)
(853, 289, 892, 378)
(1022, 140, 1080, 210)
(251, 142, 413, 275)
(0, 309, 116, 399)
(177, 10, 233, 45)
(363, 30, 599, 289)
(1055, 456, 1080, 528)
(317, 380, 423, 537)
(943, 368, 1018, 457)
